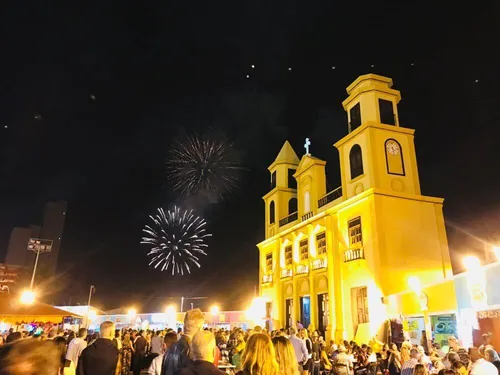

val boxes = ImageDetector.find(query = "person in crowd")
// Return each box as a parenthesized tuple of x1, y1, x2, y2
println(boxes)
(401, 348, 420, 375)
(335, 345, 354, 375)
(151, 330, 164, 355)
(484, 347, 500, 373)
(412, 364, 427, 375)
(88, 332, 99, 346)
(122, 332, 135, 375)
(447, 337, 469, 369)
(288, 327, 308, 372)
(66, 328, 88, 369)
(77, 321, 120, 375)
(300, 328, 313, 375)
(420, 331, 429, 355)
(450, 361, 466, 375)
(310, 331, 321, 375)
(238, 333, 279, 375)
(469, 347, 498, 375)
(148, 331, 178, 375)
(272, 336, 300, 375)
(437, 370, 455, 375)
(432, 344, 445, 359)
(430, 355, 445, 374)
(319, 342, 332, 372)
(5, 332, 21, 344)
(47, 327, 59, 340)
(479, 333, 493, 355)
(178, 308, 205, 352)
(179, 330, 224, 375)
(0, 339, 60, 375)
(53, 336, 67, 374)
(401, 342, 412, 365)
(67, 331, 76, 345)
(134, 330, 149, 375)
(160, 336, 191, 375)
(113, 330, 122, 350)
(161, 309, 204, 375)
(232, 330, 246, 370)
(418, 346, 432, 367)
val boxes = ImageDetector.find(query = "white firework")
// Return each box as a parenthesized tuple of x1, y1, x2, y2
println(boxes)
(141, 206, 211, 275)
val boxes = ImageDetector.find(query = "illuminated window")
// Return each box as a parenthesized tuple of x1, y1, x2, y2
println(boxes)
(269, 201, 275, 224)
(266, 253, 272, 273)
(349, 145, 363, 179)
(285, 245, 293, 266)
(316, 232, 326, 255)
(348, 217, 362, 247)
(300, 239, 309, 261)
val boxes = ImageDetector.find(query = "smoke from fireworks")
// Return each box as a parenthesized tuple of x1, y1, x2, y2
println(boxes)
(165, 133, 242, 198)
(141, 206, 211, 275)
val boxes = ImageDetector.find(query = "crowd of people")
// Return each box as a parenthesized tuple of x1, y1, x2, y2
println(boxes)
(0, 312, 499, 375)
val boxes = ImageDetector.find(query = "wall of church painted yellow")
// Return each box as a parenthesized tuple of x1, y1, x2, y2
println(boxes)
(257, 74, 457, 343)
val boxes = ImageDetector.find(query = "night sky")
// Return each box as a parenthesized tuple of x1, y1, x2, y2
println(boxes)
(1, 2, 500, 311)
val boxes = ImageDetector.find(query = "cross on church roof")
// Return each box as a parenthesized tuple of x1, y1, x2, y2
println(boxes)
(304, 138, 311, 155)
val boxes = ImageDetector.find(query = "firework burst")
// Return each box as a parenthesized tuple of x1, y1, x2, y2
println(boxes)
(166, 133, 242, 198)
(141, 206, 211, 275)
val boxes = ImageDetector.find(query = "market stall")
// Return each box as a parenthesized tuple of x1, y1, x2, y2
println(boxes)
(0, 294, 82, 332)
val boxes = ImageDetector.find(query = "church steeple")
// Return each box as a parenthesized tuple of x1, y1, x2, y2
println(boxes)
(263, 141, 300, 239)
(335, 74, 421, 198)
(342, 74, 402, 132)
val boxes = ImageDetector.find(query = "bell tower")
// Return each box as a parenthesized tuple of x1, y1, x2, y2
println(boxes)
(334, 74, 421, 198)
(263, 141, 299, 238)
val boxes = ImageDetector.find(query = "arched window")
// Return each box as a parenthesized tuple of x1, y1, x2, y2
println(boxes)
(304, 191, 311, 213)
(349, 144, 364, 180)
(288, 198, 297, 214)
(269, 201, 275, 224)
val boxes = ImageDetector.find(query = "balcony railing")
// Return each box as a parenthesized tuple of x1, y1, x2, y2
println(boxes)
(280, 269, 293, 279)
(296, 264, 309, 275)
(344, 248, 364, 262)
(318, 187, 342, 208)
(302, 211, 314, 221)
(279, 211, 298, 227)
(262, 274, 273, 284)
(311, 258, 327, 270)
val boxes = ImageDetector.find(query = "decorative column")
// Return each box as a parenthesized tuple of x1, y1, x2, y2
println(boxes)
(308, 225, 317, 331)
(325, 215, 335, 342)
(332, 214, 345, 342)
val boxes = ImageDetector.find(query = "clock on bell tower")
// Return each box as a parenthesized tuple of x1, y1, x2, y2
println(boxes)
(334, 74, 421, 198)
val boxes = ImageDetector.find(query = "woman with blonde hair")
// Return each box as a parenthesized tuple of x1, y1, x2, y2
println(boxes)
(272, 336, 300, 375)
(412, 364, 428, 375)
(237, 333, 279, 375)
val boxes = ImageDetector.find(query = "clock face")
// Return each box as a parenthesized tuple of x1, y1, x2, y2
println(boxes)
(386, 141, 400, 155)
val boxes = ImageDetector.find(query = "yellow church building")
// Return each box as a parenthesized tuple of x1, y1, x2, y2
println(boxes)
(257, 74, 458, 343)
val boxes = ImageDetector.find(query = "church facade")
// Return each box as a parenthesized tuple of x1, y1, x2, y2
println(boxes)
(257, 74, 457, 342)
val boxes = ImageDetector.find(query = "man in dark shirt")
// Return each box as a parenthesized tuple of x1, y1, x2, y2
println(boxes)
(179, 331, 224, 375)
(134, 330, 148, 375)
(77, 321, 119, 375)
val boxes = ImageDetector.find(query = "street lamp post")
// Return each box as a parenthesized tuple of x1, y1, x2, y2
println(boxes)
(27, 238, 53, 289)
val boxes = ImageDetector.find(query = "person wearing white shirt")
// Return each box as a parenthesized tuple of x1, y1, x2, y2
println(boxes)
(148, 331, 179, 375)
(65, 328, 88, 368)
(470, 347, 498, 375)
